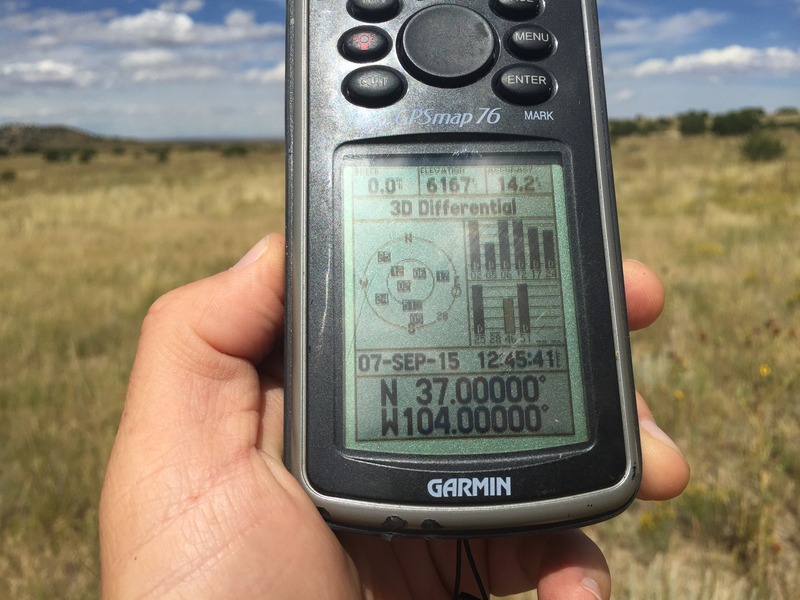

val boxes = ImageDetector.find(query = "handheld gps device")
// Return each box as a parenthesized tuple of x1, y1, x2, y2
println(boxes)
(285, 0, 640, 536)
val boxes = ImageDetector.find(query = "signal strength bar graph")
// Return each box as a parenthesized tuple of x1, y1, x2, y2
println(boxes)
(470, 282, 562, 339)
(468, 219, 558, 276)
(465, 217, 566, 343)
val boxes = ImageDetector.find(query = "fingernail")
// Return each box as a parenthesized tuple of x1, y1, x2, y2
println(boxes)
(232, 235, 271, 270)
(581, 576, 603, 600)
(641, 418, 684, 457)
(623, 258, 647, 269)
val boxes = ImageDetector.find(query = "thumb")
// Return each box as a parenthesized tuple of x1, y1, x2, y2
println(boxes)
(116, 233, 285, 449)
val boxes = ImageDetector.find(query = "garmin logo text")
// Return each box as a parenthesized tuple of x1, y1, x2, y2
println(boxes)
(427, 476, 512, 498)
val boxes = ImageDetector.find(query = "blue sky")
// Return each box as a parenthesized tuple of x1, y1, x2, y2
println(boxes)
(1, 0, 798, 138)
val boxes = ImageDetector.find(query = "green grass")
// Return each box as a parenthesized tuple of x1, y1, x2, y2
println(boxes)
(1, 130, 798, 599)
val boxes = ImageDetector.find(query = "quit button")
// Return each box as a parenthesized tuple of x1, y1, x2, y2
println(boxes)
(343, 66, 406, 108)
(494, 64, 555, 105)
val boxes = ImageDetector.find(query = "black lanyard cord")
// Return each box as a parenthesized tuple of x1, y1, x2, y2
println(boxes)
(452, 538, 488, 600)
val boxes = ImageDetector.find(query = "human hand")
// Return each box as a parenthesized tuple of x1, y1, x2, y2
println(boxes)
(100, 235, 689, 599)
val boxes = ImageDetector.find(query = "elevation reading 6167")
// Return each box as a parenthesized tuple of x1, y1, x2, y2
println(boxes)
(341, 154, 589, 454)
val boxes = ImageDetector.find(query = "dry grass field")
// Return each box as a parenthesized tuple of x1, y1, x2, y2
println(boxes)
(0, 126, 798, 599)
(0, 142, 285, 598)
(582, 127, 800, 600)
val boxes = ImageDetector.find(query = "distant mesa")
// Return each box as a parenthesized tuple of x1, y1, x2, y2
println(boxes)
(0, 123, 113, 155)
(0, 123, 282, 156)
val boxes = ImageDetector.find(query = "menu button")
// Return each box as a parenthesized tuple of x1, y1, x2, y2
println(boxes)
(507, 25, 555, 60)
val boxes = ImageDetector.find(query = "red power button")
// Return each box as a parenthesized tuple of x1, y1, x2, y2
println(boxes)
(355, 32, 377, 50)
(339, 26, 391, 63)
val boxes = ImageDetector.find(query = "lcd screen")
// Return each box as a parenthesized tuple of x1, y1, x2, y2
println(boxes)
(341, 153, 589, 454)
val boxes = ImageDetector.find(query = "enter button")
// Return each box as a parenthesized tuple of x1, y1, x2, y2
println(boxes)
(494, 65, 555, 105)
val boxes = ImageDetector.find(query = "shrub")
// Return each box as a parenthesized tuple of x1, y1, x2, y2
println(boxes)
(741, 131, 786, 162)
(609, 119, 638, 141)
(79, 148, 98, 164)
(43, 149, 75, 163)
(678, 111, 708, 135)
(712, 108, 763, 136)
(147, 146, 171, 163)
(156, 148, 171, 163)
(609, 118, 671, 141)
(637, 117, 672, 135)
(1, 169, 16, 182)
(221, 144, 250, 158)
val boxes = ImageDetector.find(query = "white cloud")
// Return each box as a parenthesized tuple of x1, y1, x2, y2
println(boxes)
(30, 34, 59, 47)
(99, 8, 282, 46)
(131, 65, 222, 82)
(633, 45, 800, 77)
(603, 9, 729, 47)
(225, 10, 256, 28)
(0, 4, 286, 138)
(242, 63, 285, 84)
(158, 0, 204, 13)
(1, 8, 117, 37)
(108, 10, 195, 44)
(0, 6, 284, 51)
(1, 59, 94, 86)
(120, 49, 177, 68)
(614, 89, 634, 102)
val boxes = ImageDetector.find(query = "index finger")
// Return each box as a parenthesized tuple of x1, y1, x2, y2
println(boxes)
(623, 259, 665, 331)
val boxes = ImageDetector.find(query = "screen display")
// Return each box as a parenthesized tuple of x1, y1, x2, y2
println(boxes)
(341, 153, 589, 454)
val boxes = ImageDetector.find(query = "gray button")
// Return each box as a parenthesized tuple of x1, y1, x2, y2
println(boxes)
(507, 25, 555, 60)
(494, 65, 555, 105)
(399, 5, 497, 88)
(348, 0, 400, 23)
(492, 0, 542, 21)
(343, 66, 406, 108)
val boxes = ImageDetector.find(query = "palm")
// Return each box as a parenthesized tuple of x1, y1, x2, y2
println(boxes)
(341, 534, 490, 599)
(245, 357, 489, 599)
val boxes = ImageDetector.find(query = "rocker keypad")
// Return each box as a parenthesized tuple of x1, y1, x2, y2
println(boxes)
(339, 0, 558, 108)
